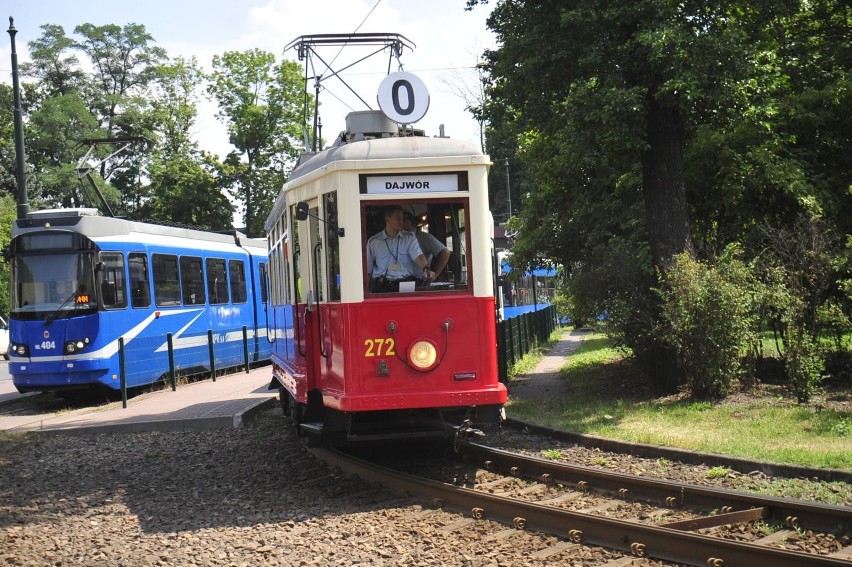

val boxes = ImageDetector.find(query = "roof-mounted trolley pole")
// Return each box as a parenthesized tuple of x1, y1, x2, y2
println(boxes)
(7, 17, 29, 221)
(284, 33, 416, 152)
(75, 137, 143, 218)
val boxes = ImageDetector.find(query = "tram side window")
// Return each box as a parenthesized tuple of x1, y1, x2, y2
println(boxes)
(128, 253, 151, 308)
(206, 258, 228, 304)
(229, 260, 247, 303)
(180, 256, 206, 305)
(259, 262, 268, 303)
(290, 205, 302, 304)
(323, 191, 342, 301)
(272, 214, 290, 306)
(97, 252, 127, 309)
(153, 254, 181, 307)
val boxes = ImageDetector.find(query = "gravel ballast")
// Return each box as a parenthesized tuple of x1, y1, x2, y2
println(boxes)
(2, 409, 850, 566)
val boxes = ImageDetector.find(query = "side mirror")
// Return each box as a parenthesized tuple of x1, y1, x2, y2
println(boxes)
(295, 202, 309, 221)
(293, 201, 344, 237)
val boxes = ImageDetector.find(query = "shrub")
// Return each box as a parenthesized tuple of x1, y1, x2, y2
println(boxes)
(759, 264, 827, 402)
(784, 325, 825, 402)
(656, 247, 759, 399)
(553, 278, 600, 329)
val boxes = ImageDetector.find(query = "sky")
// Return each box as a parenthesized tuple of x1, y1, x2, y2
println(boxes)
(1, 0, 496, 159)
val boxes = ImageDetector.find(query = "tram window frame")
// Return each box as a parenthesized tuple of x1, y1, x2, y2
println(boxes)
(323, 191, 342, 302)
(128, 252, 151, 308)
(270, 219, 285, 305)
(97, 252, 128, 310)
(362, 198, 472, 297)
(290, 204, 302, 304)
(153, 254, 181, 307)
(277, 213, 293, 304)
(229, 259, 248, 303)
(206, 258, 229, 305)
(180, 256, 206, 305)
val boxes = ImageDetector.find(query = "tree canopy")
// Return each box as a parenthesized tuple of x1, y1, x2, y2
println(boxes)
(471, 0, 850, 391)
(2, 22, 308, 234)
(208, 49, 306, 237)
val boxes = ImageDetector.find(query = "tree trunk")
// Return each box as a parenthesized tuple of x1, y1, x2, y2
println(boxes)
(641, 97, 693, 270)
(640, 97, 693, 392)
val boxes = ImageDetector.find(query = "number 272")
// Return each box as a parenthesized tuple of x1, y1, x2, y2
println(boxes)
(364, 338, 395, 357)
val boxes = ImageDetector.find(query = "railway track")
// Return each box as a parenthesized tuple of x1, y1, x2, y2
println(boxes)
(311, 441, 852, 566)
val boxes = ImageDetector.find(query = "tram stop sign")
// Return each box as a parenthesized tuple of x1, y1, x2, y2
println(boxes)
(377, 71, 430, 125)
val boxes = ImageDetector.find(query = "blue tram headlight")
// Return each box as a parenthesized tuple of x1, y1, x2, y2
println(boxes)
(11, 343, 29, 356)
(64, 338, 90, 354)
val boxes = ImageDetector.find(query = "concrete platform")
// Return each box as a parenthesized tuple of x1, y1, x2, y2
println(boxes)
(0, 367, 279, 435)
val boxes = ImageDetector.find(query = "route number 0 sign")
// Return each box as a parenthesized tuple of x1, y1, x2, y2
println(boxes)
(377, 72, 430, 124)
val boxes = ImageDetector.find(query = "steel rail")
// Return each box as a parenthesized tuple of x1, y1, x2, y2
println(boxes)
(310, 447, 850, 567)
(459, 442, 852, 534)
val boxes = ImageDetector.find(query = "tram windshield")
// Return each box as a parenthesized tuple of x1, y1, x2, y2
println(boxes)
(10, 252, 98, 321)
(364, 200, 470, 295)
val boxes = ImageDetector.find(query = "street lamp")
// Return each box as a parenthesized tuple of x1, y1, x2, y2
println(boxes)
(504, 158, 512, 219)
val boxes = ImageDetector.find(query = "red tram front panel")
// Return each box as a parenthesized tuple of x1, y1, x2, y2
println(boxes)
(314, 296, 506, 412)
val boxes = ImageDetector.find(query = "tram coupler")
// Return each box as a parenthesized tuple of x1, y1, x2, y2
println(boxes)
(453, 419, 486, 453)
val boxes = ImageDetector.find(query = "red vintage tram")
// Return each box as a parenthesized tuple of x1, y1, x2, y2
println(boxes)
(265, 105, 507, 443)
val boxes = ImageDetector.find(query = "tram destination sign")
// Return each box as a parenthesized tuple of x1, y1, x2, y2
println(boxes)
(360, 172, 468, 194)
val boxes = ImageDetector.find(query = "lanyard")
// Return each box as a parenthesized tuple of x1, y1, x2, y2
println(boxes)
(385, 235, 400, 262)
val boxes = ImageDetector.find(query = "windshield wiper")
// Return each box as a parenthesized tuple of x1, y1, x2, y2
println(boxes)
(44, 285, 87, 326)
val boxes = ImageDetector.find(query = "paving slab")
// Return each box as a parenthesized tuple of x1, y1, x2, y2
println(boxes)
(0, 367, 278, 435)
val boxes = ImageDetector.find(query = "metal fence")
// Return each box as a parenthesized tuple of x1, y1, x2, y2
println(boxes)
(496, 305, 558, 382)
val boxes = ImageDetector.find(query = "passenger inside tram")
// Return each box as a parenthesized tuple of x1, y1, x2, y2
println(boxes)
(403, 212, 452, 280)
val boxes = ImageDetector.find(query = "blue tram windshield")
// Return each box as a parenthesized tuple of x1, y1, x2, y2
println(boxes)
(11, 252, 97, 321)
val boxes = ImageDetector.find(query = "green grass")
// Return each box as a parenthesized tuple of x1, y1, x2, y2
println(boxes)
(758, 329, 852, 356)
(507, 331, 852, 470)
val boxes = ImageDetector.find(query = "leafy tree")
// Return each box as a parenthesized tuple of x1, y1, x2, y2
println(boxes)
(144, 153, 233, 229)
(71, 23, 167, 215)
(18, 22, 167, 215)
(73, 23, 166, 141)
(207, 49, 306, 237)
(470, 0, 850, 391)
(26, 93, 104, 208)
(20, 24, 87, 101)
(0, 195, 18, 315)
(141, 56, 233, 229)
(0, 84, 16, 200)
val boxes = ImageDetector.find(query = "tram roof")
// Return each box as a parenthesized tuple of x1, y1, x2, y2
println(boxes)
(286, 135, 487, 185)
(17, 209, 266, 251)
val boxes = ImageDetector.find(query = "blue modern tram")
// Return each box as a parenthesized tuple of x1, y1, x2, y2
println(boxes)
(8, 208, 272, 395)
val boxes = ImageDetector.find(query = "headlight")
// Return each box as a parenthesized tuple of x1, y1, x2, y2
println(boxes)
(408, 339, 438, 370)
(12, 343, 29, 356)
(64, 338, 90, 354)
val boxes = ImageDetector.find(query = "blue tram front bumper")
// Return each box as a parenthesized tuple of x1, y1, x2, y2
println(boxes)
(11, 357, 116, 392)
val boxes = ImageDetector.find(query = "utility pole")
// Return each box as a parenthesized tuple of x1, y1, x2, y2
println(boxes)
(8, 17, 29, 220)
(504, 158, 512, 219)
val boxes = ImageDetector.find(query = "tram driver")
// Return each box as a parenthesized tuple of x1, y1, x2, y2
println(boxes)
(366, 205, 435, 293)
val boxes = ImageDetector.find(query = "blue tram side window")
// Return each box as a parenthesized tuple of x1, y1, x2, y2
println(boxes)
(259, 262, 268, 303)
(128, 253, 151, 308)
(153, 254, 181, 307)
(97, 252, 127, 310)
(180, 256, 206, 305)
(206, 258, 229, 304)
(229, 259, 247, 303)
